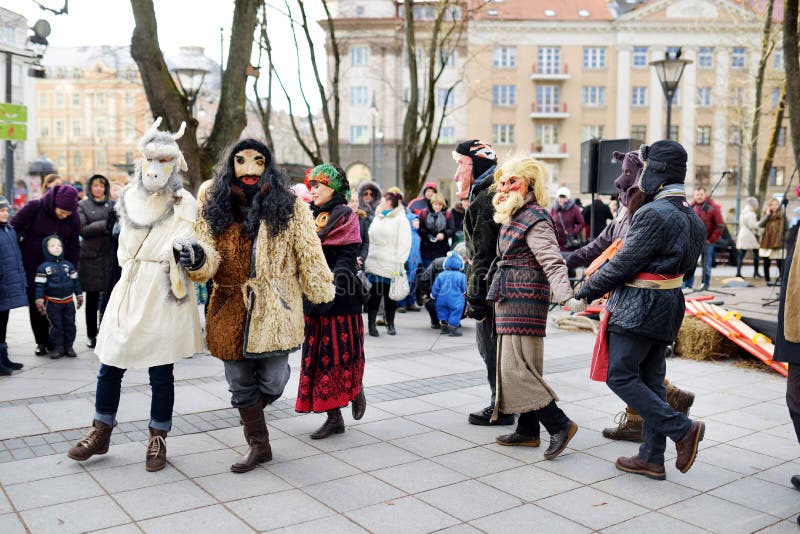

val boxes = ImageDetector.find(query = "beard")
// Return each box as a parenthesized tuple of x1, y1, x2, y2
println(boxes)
(492, 190, 526, 225)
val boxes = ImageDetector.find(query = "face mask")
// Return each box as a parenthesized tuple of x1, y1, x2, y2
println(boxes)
(142, 158, 175, 193)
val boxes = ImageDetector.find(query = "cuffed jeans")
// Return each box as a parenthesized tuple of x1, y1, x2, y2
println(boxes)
(475, 308, 497, 405)
(223, 355, 291, 409)
(94, 363, 174, 432)
(606, 332, 691, 464)
(685, 243, 715, 288)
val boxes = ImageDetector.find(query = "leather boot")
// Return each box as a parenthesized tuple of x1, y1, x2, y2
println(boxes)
(310, 408, 345, 439)
(544, 420, 578, 460)
(666, 382, 695, 416)
(0, 343, 22, 370)
(602, 407, 643, 442)
(675, 420, 705, 473)
(615, 455, 666, 480)
(367, 310, 379, 337)
(231, 404, 272, 473)
(145, 428, 168, 472)
(385, 308, 396, 336)
(67, 420, 113, 461)
(351, 388, 366, 420)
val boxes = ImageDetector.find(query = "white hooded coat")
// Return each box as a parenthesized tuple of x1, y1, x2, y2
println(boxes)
(737, 203, 761, 250)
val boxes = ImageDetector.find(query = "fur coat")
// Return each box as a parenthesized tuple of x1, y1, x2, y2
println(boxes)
(96, 186, 204, 369)
(189, 197, 335, 359)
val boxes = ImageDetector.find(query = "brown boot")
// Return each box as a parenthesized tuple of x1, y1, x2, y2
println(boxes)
(310, 408, 345, 440)
(615, 455, 666, 480)
(67, 420, 113, 462)
(231, 404, 272, 473)
(602, 408, 643, 442)
(675, 420, 705, 473)
(666, 382, 695, 416)
(145, 428, 168, 472)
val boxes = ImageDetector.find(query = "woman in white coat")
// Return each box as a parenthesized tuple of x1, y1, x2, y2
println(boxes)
(365, 191, 412, 336)
(736, 196, 761, 278)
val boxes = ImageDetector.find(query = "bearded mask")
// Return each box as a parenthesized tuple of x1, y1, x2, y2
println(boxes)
(492, 175, 529, 225)
(233, 148, 268, 201)
(137, 118, 188, 194)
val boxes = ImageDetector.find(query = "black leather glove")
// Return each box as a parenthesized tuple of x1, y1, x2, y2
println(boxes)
(466, 301, 490, 322)
(178, 241, 205, 271)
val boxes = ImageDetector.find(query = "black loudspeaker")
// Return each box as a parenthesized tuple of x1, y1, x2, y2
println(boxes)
(579, 139, 599, 194)
(596, 138, 643, 195)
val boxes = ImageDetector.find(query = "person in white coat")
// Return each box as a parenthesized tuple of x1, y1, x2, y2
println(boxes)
(365, 191, 412, 336)
(736, 197, 762, 278)
(67, 118, 203, 472)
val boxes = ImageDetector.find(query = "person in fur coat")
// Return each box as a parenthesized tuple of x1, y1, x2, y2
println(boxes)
(67, 118, 204, 472)
(184, 139, 335, 473)
(298, 163, 367, 439)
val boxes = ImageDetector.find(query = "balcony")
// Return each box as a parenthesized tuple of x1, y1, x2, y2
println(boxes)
(530, 63, 570, 81)
(530, 142, 569, 159)
(529, 101, 569, 119)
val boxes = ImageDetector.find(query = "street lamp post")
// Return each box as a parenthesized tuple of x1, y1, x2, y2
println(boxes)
(650, 50, 693, 140)
(370, 93, 378, 182)
(170, 46, 210, 115)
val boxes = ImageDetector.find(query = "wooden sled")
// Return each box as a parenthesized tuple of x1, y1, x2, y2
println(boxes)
(684, 300, 787, 377)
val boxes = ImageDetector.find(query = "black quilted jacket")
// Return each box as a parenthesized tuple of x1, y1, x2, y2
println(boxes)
(463, 165, 499, 304)
(576, 196, 705, 342)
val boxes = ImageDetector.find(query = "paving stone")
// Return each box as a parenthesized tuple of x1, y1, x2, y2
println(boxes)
(194, 469, 291, 501)
(330, 442, 421, 471)
(138, 504, 252, 533)
(295, 428, 379, 453)
(303, 473, 406, 513)
(371, 459, 468, 494)
(660, 493, 778, 532)
(20, 495, 129, 533)
(469, 503, 589, 534)
(226, 489, 335, 531)
(169, 448, 236, 478)
(710, 476, 800, 519)
(0, 513, 27, 534)
(390, 430, 475, 458)
(0, 452, 83, 485)
(601, 511, 712, 533)
(536, 451, 622, 485)
(268, 453, 359, 487)
(479, 464, 581, 502)
(113, 479, 216, 521)
(352, 417, 430, 441)
(592, 473, 701, 509)
(267, 514, 368, 533)
(6, 472, 104, 511)
(345, 496, 459, 534)
(417, 479, 522, 521)
(537, 486, 649, 531)
(91, 462, 186, 493)
(694, 443, 784, 475)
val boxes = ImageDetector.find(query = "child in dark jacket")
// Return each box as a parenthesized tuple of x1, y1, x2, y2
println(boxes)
(34, 235, 83, 358)
(0, 195, 27, 374)
(431, 251, 467, 337)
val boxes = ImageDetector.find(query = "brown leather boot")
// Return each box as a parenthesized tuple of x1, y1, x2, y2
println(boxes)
(615, 455, 666, 480)
(231, 404, 272, 473)
(351, 388, 366, 421)
(145, 428, 168, 472)
(67, 420, 113, 461)
(602, 408, 643, 442)
(310, 408, 345, 440)
(675, 420, 705, 473)
(666, 382, 695, 416)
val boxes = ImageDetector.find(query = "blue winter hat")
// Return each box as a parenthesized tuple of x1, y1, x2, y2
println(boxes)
(443, 251, 464, 271)
(0, 195, 9, 210)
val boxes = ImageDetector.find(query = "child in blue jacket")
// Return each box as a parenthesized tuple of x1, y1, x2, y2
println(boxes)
(0, 195, 27, 373)
(34, 235, 83, 358)
(431, 250, 467, 337)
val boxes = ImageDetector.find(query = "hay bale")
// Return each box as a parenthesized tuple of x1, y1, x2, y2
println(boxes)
(553, 315, 599, 333)
(674, 316, 750, 361)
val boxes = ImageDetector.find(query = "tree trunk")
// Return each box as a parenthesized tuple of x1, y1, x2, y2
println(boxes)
(757, 81, 786, 206)
(747, 0, 776, 197)
(401, 1, 421, 197)
(784, 0, 800, 165)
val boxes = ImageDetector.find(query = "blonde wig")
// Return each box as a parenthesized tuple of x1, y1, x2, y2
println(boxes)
(493, 156, 551, 208)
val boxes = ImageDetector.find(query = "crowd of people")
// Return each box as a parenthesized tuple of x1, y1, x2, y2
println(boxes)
(1, 125, 798, 493)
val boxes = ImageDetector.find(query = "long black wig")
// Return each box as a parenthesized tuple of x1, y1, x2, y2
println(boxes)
(202, 139, 295, 239)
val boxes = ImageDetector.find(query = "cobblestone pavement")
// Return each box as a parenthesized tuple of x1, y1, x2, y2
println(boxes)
(0, 274, 797, 533)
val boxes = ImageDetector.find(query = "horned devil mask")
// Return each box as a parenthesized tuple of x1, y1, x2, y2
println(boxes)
(138, 117, 188, 194)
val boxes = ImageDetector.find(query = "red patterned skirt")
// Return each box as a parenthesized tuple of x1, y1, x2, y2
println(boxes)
(295, 314, 365, 413)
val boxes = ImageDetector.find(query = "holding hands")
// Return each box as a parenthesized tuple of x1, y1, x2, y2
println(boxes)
(173, 238, 206, 271)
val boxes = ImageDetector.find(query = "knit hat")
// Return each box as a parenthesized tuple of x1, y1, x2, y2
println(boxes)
(638, 140, 687, 195)
(422, 182, 437, 194)
(54, 185, 79, 211)
(0, 195, 9, 210)
(304, 163, 351, 202)
(454, 139, 497, 180)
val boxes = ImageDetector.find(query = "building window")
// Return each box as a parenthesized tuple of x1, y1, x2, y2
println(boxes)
(695, 165, 710, 188)
(71, 120, 82, 138)
(55, 92, 64, 108)
(698, 47, 713, 69)
(730, 87, 745, 107)
(350, 46, 369, 66)
(39, 120, 49, 138)
(632, 46, 648, 68)
(441, 49, 456, 68)
(492, 124, 515, 145)
(772, 87, 781, 109)
(696, 87, 712, 107)
(55, 120, 64, 137)
(632, 86, 647, 107)
(779, 126, 787, 147)
(96, 150, 106, 168)
(696, 125, 711, 145)
(95, 120, 106, 139)
(440, 126, 455, 143)
(631, 125, 646, 141)
(583, 47, 606, 69)
(770, 166, 785, 186)
(71, 93, 80, 108)
(534, 124, 560, 147)
(492, 84, 516, 106)
(493, 47, 516, 68)
(774, 49, 784, 70)
(350, 86, 368, 106)
(349, 124, 369, 144)
(123, 121, 135, 139)
(581, 86, 606, 107)
(669, 125, 679, 141)
(731, 47, 746, 69)
(73, 152, 82, 168)
(124, 92, 134, 107)
(581, 125, 604, 141)
(39, 92, 48, 108)
(536, 85, 561, 113)
(436, 88, 454, 108)
(95, 94, 106, 108)
(57, 152, 66, 168)
(728, 126, 742, 145)
(537, 47, 560, 74)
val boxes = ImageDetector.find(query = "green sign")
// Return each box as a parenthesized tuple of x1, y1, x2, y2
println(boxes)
(0, 123, 26, 141)
(0, 103, 27, 123)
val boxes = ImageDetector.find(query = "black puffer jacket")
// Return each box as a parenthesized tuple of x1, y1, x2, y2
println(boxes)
(78, 175, 112, 292)
(576, 196, 705, 342)
(463, 165, 498, 305)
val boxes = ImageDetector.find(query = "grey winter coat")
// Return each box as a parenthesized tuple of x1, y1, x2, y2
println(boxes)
(78, 177, 112, 292)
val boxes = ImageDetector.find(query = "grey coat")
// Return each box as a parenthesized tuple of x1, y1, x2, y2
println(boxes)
(78, 186, 113, 292)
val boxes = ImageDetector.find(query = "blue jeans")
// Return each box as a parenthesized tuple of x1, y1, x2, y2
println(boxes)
(606, 332, 691, 464)
(223, 355, 291, 409)
(95, 363, 174, 432)
(684, 243, 715, 288)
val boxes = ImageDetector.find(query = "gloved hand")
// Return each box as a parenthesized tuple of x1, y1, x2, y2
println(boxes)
(174, 239, 206, 270)
(76, 295, 84, 310)
(466, 302, 490, 322)
(35, 298, 46, 315)
(564, 298, 587, 313)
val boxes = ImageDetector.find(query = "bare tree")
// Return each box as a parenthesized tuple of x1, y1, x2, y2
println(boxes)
(130, 0, 260, 191)
(757, 80, 787, 204)
(400, 1, 472, 196)
(784, 0, 800, 165)
(252, 2, 275, 152)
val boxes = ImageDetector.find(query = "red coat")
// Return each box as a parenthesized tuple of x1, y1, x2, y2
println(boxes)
(691, 199, 724, 244)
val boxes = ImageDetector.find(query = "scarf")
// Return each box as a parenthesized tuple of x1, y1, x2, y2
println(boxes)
(311, 196, 361, 245)
(425, 210, 447, 234)
(786, 228, 800, 342)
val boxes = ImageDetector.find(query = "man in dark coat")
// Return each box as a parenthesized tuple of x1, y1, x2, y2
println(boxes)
(11, 185, 80, 355)
(575, 140, 706, 480)
(454, 139, 513, 426)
